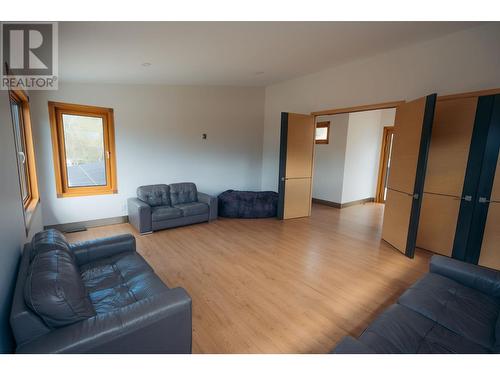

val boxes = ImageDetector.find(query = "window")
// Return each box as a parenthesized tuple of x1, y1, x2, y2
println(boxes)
(315, 121, 330, 144)
(48, 102, 118, 197)
(9, 89, 39, 226)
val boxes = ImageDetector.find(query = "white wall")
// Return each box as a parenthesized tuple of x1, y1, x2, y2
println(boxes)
(262, 23, 500, 191)
(0, 91, 43, 353)
(312, 114, 349, 203)
(30, 83, 265, 226)
(341, 109, 393, 203)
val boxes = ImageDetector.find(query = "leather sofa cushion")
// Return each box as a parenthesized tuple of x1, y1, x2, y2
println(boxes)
(80, 251, 169, 314)
(359, 304, 490, 353)
(151, 206, 183, 222)
(170, 182, 198, 205)
(24, 249, 95, 328)
(174, 202, 209, 217)
(398, 272, 500, 349)
(30, 229, 72, 263)
(137, 184, 171, 207)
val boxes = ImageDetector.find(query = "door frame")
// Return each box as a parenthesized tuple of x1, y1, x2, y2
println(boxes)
(375, 126, 395, 203)
(277, 113, 288, 219)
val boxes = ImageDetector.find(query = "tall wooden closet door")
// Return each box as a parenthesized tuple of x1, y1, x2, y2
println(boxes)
(382, 94, 436, 256)
(416, 97, 478, 256)
(277, 113, 315, 219)
(479, 152, 500, 270)
(453, 95, 500, 263)
(471, 95, 500, 268)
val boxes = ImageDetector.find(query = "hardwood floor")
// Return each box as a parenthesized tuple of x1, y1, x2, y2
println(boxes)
(66, 203, 433, 353)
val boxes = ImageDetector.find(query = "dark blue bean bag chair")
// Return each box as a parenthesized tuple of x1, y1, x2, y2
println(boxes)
(218, 190, 278, 218)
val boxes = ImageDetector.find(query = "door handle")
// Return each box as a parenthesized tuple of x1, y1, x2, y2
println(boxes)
(455, 195, 472, 202)
(478, 196, 490, 203)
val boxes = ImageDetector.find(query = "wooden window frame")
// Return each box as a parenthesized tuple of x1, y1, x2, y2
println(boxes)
(9, 89, 40, 230)
(48, 101, 118, 198)
(315, 121, 330, 144)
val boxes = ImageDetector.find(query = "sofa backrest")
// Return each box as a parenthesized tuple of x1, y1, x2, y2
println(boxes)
(10, 244, 51, 347)
(137, 184, 171, 207)
(170, 182, 198, 205)
(30, 229, 73, 262)
(11, 229, 96, 348)
(24, 246, 95, 329)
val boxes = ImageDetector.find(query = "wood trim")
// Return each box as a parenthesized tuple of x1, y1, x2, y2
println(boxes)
(437, 88, 500, 102)
(312, 197, 374, 208)
(9, 88, 40, 230)
(375, 126, 394, 203)
(44, 215, 129, 232)
(311, 100, 404, 117)
(48, 101, 118, 198)
(310, 88, 500, 118)
(315, 121, 330, 144)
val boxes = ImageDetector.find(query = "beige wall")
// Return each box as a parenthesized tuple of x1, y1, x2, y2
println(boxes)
(30, 83, 265, 225)
(262, 23, 500, 191)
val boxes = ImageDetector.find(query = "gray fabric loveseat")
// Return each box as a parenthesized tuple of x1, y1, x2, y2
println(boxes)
(332, 255, 500, 354)
(10, 229, 192, 353)
(128, 182, 217, 234)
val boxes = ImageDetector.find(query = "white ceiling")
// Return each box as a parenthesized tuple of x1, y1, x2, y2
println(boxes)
(59, 22, 484, 86)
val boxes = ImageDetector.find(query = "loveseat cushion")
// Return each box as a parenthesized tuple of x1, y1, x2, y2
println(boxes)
(358, 304, 490, 353)
(398, 272, 500, 350)
(151, 206, 183, 222)
(30, 229, 73, 262)
(80, 251, 169, 314)
(170, 182, 198, 205)
(174, 202, 209, 217)
(137, 184, 171, 207)
(24, 249, 95, 328)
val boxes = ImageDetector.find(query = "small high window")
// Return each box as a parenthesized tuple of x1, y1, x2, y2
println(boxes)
(315, 121, 330, 144)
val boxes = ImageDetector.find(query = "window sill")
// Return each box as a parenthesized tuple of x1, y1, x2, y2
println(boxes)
(24, 198, 40, 236)
(57, 189, 118, 198)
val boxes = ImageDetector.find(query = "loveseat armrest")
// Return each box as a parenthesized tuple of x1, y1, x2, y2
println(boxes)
(128, 197, 152, 234)
(16, 287, 192, 354)
(70, 234, 136, 266)
(331, 336, 375, 354)
(198, 192, 218, 221)
(430, 255, 500, 297)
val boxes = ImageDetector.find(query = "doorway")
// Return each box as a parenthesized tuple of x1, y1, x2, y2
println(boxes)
(311, 108, 397, 209)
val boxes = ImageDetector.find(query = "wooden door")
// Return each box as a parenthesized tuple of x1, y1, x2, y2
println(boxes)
(375, 126, 395, 203)
(453, 94, 500, 263)
(471, 95, 500, 268)
(416, 97, 478, 256)
(277, 113, 315, 219)
(381, 94, 436, 256)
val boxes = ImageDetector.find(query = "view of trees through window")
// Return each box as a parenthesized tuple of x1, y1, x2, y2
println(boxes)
(62, 114, 107, 187)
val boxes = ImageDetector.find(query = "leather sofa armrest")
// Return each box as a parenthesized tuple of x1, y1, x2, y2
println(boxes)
(70, 234, 136, 266)
(198, 192, 218, 221)
(16, 287, 192, 354)
(128, 197, 152, 234)
(331, 336, 375, 354)
(430, 255, 500, 297)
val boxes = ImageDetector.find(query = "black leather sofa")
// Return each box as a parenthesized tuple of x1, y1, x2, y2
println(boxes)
(128, 182, 217, 234)
(333, 255, 500, 354)
(10, 229, 192, 353)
